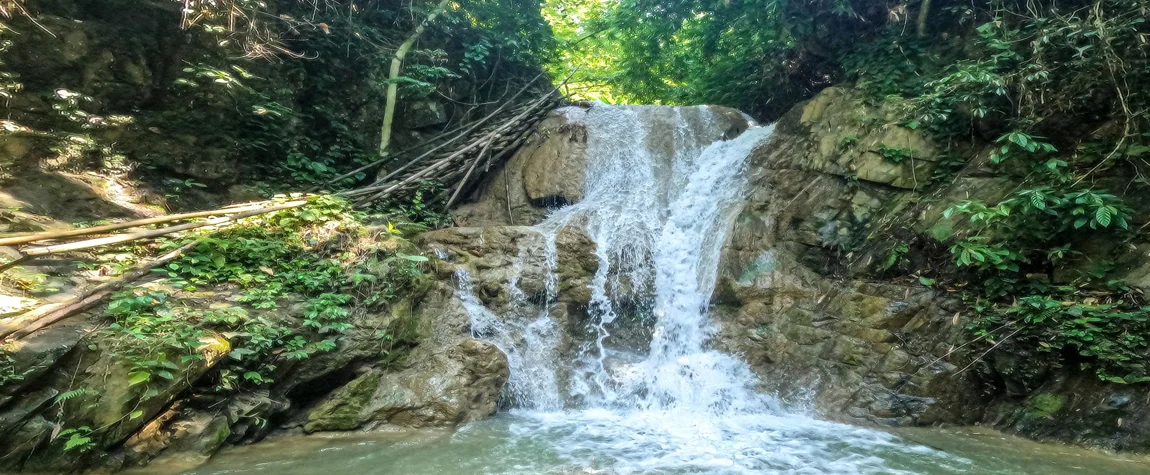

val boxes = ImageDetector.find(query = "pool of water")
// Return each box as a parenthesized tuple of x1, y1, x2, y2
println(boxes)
(145, 412, 1150, 475)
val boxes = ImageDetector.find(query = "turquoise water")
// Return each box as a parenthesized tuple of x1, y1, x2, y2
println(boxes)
(143, 413, 1150, 475)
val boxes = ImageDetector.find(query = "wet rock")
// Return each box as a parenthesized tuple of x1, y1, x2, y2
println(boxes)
(453, 104, 753, 227)
(404, 101, 448, 129)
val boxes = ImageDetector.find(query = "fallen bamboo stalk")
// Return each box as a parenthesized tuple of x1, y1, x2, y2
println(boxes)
(444, 142, 492, 209)
(0, 255, 31, 274)
(0, 200, 282, 247)
(2, 240, 201, 341)
(324, 75, 545, 191)
(313, 128, 454, 191)
(20, 200, 310, 257)
(362, 85, 548, 191)
(354, 93, 560, 204)
(0, 302, 63, 339)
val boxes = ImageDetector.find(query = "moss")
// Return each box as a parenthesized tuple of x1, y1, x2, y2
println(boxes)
(303, 370, 382, 433)
(1027, 393, 1065, 419)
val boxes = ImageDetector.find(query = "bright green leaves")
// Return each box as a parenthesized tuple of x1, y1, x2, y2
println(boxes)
(127, 371, 150, 386)
(999, 296, 1150, 383)
(950, 237, 1023, 272)
(990, 131, 1057, 163)
(58, 426, 94, 453)
(1064, 189, 1131, 230)
(102, 196, 423, 398)
(878, 145, 915, 164)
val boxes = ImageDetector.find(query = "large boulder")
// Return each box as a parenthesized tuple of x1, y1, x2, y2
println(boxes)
(304, 283, 510, 431)
(453, 103, 753, 227)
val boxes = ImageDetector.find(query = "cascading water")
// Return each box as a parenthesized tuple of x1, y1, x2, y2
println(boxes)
(449, 104, 971, 473)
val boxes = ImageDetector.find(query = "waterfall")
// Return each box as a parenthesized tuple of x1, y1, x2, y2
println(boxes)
(449, 104, 952, 473)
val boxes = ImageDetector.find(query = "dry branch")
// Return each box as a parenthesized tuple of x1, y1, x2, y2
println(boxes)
(19, 200, 309, 258)
(323, 74, 544, 190)
(0, 240, 200, 341)
(0, 200, 282, 247)
(351, 91, 559, 204)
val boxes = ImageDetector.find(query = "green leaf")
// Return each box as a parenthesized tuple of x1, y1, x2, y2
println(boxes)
(229, 348, 256, 360)
(919, 276, 936, 287)
(129, 410, 145, 420)
(127, 371, 150, 386)
(397, 253, 429, 262)
(63, 435, 91, 452)
(1095, 206, 1113, 227)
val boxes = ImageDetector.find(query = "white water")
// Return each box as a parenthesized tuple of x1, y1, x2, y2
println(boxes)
(451, 104, 965, 473)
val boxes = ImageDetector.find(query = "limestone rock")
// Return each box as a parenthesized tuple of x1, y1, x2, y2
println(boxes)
(453, 104, 753, 226)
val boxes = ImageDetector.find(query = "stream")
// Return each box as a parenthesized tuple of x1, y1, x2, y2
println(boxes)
(143, 419, 1150, 474)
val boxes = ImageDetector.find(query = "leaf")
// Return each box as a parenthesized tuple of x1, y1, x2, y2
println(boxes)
(129, 410, 144, 420)
(1095, 206, 1113, 227)
(229, 348, 256, 360)
(155, 370, 175, 380)
(63, 435, 91, 452)
(397, 253, 429, 262)
(919, 276, 937, 287)
(128, 372, 150, 386)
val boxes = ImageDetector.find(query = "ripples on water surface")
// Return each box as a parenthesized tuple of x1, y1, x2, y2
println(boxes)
(152, 411, 1150, 475)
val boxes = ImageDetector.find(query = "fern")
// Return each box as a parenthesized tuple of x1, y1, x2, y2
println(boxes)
(54, 388, 97, 405)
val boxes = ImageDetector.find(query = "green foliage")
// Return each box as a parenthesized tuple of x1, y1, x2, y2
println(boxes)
(973, 294, 1150, 384)
(880, 242, 910, 271)
(101, 197, 425, 395)
(57, 426, 94, 453)
(878, 145, 915, 164)
(547, 0, 874, 118)
(826, 0, 1150, 384)
(0, 351, 33, 386)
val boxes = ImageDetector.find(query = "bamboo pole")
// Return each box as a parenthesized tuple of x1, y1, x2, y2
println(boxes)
(354, 92, 559, 203)
(444, 142, 492, 209)
(325, 74, 544, 190)
(19, 200, 309, 257)
(0, 200, 282, 247)
(1, 240, 200, 341)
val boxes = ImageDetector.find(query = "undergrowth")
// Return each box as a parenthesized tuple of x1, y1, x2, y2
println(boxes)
(844, 0, 1150, 383)
(95, 196, 427, 405)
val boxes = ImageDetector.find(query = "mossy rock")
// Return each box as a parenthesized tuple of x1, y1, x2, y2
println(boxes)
(1026, 393, 1065, 419)
(303, 370, 382, 433)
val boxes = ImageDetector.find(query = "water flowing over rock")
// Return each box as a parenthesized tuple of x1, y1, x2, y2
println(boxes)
(430, 102, 971, 473)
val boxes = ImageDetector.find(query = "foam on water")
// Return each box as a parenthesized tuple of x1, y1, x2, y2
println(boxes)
(450, 104, 967, 473)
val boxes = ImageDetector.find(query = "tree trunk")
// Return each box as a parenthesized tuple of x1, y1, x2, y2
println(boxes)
(378, 0, 452, 156)
(917, 0, 932, 37)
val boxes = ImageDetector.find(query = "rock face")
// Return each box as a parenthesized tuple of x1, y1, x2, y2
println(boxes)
(304, 283, 510, 431)
(453, 103, 752, 227)
(0, 274, 510, 472)
(710, 86, 1150, 451)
